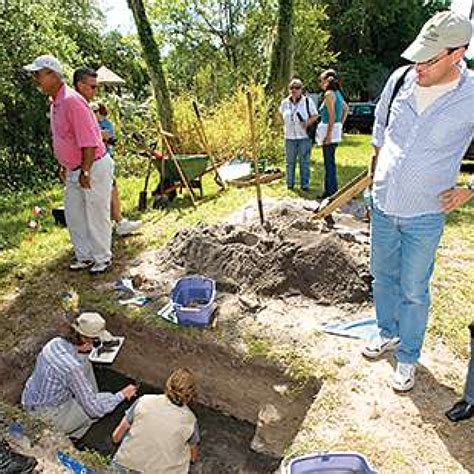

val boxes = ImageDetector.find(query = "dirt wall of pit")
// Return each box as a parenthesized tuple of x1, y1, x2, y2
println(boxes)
(108, 314, 320, 456)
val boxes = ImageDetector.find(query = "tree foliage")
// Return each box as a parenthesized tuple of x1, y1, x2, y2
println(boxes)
(0, 0, 104, 191)
(0, 0, 448, 191)
(320, 0, 449, 99)
(265, 0, 294, 98)
(127, 0, 175, 133)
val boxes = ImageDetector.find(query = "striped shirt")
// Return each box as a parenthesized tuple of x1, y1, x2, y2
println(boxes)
(21, 337, 124, 418)
(372, 62, 474, 217)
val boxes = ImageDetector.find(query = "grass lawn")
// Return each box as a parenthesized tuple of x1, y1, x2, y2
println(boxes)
(0, 134, 473, 357)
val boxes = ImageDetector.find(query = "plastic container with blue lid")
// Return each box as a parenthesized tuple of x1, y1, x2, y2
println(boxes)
(284, 452, 378, 474)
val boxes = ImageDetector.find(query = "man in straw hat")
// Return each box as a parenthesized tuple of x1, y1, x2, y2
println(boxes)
(22, 312, 137, 439)
(363, 11, 474, 392)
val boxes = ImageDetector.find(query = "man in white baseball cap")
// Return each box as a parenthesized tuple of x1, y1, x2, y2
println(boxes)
(21, 312, 137, 439)
(363, 10, 474, 393)
(24, 54, 64, 77)
(24, 54, 114, 275)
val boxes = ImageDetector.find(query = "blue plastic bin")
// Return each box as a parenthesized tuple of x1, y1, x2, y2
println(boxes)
(286, 452, 378, 474)
(171, 275, 216, 326)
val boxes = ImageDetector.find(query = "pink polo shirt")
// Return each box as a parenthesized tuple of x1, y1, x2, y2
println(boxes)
(50, 84, 105, 170)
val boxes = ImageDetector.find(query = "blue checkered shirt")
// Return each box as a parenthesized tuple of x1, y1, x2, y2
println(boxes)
(372, 62, 474, 217)
(22, 337, 124, 418)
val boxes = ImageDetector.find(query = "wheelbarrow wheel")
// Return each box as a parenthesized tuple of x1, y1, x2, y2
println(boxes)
(153, 195, 170, 209)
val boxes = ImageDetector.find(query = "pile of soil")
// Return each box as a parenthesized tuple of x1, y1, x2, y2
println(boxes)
(159, 206, 371, 305)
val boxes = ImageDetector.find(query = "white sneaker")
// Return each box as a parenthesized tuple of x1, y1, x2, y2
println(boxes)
(393, 362, 416, 392)
(362, 334, 400, 359)
(89, 261, 112, 275)
(115, 219, 142, 236)
(69, 259, 93, 271)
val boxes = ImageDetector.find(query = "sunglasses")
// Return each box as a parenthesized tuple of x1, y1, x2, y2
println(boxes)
(81, 81, 98, 90)
(290, 85, 302, 90)
(417, 48, 456, 68)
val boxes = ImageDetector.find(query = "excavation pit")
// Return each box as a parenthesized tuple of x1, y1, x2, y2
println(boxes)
(77, 366, 283, 473)
(107, 311, 322, 463)
(0, 200, 372, 471)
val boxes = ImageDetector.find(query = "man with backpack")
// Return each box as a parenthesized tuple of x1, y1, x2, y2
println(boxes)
(363, 11, 474, 392)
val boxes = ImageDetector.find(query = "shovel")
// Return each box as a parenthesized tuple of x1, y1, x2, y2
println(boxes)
(138, 157, 153, 211)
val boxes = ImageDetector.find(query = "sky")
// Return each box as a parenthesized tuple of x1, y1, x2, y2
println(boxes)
(99, 0, 135, 34)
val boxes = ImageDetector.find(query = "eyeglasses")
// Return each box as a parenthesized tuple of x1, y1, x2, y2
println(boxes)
(417, 49, 455, 68)
(290, 85, 302, 90)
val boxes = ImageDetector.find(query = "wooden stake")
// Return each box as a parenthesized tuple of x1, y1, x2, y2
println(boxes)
(246, 91, 264, 225)
(160, 128, 197, 207)
(192, 101, 225, 190)
(313, 170, 371, 219)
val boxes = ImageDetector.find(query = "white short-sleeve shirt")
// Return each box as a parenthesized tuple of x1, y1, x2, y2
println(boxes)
(280, 96, 317, 140)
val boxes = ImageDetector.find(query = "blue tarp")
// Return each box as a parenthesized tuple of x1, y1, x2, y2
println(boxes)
(323, 317, 379, 341)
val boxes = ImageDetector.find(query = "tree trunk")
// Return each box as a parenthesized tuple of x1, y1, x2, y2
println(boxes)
(127, 0, 174, 134)
(264, 0, 294, 99)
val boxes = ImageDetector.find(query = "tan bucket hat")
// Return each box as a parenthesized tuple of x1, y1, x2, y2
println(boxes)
(71, 312, 113, 342)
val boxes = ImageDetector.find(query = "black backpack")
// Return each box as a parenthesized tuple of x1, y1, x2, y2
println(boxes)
(305, 97, 318, 144)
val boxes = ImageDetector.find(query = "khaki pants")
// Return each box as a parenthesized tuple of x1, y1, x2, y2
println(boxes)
(65, 154, 114, 264)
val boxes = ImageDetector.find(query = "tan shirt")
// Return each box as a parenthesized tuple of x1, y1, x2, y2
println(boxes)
(114, 394, 197, 474)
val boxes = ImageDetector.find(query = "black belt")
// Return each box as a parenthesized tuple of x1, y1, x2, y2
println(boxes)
(71, 153, 106, 171)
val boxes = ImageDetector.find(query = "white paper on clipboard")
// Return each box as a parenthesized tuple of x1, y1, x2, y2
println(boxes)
(89, 336, 125, 364)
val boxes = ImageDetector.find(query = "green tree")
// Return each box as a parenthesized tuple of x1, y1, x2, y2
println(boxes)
(100, 32, 150, 101)
(127, 0, 175, 133)
(0, 0, 105, 191)
(321, 0, 448, 99)
(265, 0, 294, 98)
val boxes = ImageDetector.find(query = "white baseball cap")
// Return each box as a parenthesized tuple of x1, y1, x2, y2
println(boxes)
(24, 55, 64, 76)
(71, 312, 113, 342)
(402, 11, 472, 63)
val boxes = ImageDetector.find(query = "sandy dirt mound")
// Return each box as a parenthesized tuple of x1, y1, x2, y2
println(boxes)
(159, 206, 371, 305)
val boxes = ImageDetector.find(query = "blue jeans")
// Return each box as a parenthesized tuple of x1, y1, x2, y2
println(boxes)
(284, 138, 311, 189)
(371, 206, 445, 364)
(322, 143, 338, 196)
(465, 336, 474, 404)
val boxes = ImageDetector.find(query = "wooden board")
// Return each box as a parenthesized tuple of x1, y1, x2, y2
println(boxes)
(231, 170, 284, 188)
(314, 170, 371, 219)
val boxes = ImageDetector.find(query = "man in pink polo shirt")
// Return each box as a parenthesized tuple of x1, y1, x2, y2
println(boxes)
(24, 55, 113, 274)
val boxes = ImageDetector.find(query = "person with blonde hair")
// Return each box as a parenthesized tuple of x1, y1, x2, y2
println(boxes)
(112, 368, 200, 474)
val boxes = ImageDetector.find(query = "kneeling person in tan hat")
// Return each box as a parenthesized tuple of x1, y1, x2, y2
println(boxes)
(22, 312, 137, 439)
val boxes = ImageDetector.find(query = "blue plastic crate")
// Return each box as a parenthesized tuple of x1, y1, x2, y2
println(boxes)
(171, 275, 216, 326)
(286, 452, 378, 474)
